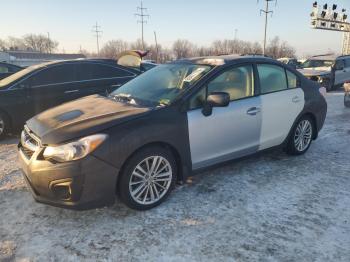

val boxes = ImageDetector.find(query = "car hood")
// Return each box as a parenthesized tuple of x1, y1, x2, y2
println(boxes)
(298, 67, 331, 77)
(26, 95, 151, 144)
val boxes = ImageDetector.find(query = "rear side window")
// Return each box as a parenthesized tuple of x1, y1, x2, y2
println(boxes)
(31, 64, 77, 86)
(286, 70, 298, 88)
(77, 63, 134, 81)
(257, 64, 288, 94)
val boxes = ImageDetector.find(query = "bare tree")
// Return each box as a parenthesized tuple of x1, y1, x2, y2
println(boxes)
(172, 39, 196, 59)
(22, 34, 58, 53)
(266, 36, 295, 58)
(100, 40, 129, 59)
(0, 39, 6, 51)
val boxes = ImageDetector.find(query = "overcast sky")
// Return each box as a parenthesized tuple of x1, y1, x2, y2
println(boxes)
(1, 0, 349, 57)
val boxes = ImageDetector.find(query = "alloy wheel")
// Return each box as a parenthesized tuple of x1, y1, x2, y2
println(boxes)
(129, 156, 173, 205)
(294, 120, 312, 152)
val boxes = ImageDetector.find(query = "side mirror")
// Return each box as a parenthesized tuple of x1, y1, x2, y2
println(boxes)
(202, 92, 230, 116)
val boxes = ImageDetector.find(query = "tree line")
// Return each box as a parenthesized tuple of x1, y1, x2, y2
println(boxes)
(0, 33, 296, 62)
(98, 36, 296, 62)
(0, 34, 59, 53)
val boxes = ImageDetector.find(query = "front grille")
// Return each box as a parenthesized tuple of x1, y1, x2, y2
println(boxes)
(20, 126, 41, 160)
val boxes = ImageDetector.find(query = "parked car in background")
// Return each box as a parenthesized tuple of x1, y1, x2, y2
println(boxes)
(277, 57, 300, 68)
(0, 62, 23, 80)
(18, 55, 327, 211)
(298, 54, 350, 92)
(0, 59, 140, 139)
(344, 81, 350, 107)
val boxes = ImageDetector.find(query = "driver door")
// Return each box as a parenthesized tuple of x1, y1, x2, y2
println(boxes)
(334, 59, 347, 86)
(187, 65, 262, 170)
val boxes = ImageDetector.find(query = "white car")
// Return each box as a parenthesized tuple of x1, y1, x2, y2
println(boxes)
(298, 55, 350, 92)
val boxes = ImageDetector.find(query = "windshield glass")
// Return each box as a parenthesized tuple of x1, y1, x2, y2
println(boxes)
(111, 63, 212, 106)
(0, 63, 49, 88)
(301, 59, 334, 68)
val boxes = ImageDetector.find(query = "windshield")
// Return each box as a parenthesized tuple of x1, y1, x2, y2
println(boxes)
(301, 59, 334, 68)
(111, 63, 212, 106)
(0, 63, 49, 88)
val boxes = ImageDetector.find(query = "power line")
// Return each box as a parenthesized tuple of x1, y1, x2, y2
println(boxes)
(259, 0, 277, 55)
(135, 1, 150, 50)
(92, 22, 102, 55)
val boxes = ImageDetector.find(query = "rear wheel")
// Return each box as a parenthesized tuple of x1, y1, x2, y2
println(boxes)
(118, 146, 177, 210)
(286, 116, 314, 155)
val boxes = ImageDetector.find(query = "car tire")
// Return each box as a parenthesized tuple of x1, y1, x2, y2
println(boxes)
(285, 115, 314, 155)
(324, 79, 333, 92)
(0, 111, 9, 140)
(345, 94, 350, 108)
(118, 146, 177, 210)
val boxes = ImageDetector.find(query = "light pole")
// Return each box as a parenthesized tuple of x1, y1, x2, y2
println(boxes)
(260, 0, 276, 55)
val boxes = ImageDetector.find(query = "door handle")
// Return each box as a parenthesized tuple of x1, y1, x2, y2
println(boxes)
(247, 107, 261, 116)
(292, 96, 301, 103)
(64, 89, 79, 94)
(110, 84, 122, 88)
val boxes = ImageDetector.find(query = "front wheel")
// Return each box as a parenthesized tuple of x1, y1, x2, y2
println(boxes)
(118, 146, 177, 210)
(286, 116, 314, 155)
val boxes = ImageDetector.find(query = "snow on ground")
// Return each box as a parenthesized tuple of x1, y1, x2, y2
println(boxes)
(0, 92, 349, 262)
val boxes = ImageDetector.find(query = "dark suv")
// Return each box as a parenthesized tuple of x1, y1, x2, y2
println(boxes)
(0, 59, 140, 138)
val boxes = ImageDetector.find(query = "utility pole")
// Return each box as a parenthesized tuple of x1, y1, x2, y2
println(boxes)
(47, 32, 51, 54)
(92, 22, 102, 55)
(154, 31, 159, 63)
(135, 1, 150, 50)
(260, 0, 276, 55)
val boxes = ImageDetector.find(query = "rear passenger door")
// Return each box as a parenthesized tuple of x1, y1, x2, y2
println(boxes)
(26, 64, 78, 115)
(257, 64, 304, 150)
(75, 63, 137, 97)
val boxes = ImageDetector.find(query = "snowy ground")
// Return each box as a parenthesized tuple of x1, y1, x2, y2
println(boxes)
(0, 92, 349, 262)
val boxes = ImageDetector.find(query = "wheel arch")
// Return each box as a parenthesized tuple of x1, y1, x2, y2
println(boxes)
(0, 107, 12, 132)
(116, 141, 184, 193)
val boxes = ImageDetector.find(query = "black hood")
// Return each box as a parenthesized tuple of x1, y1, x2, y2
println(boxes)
(26, 95, 151, 144)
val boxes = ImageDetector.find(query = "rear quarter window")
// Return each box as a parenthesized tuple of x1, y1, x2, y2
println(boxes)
(286, 70, 298, 88)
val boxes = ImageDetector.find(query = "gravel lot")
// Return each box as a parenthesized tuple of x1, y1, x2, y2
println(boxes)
(0, 92, 349, 262)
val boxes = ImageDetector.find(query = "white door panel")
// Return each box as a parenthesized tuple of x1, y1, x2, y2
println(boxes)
(188, 97, 262, 170)
(259, 88, 304, 150)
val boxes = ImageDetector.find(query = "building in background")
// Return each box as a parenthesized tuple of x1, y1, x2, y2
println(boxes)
(0, 51, 86, 67)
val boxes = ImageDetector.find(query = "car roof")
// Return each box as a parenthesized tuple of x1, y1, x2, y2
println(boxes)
(172, 55, 274, 66)
(310, 54, 338, 61)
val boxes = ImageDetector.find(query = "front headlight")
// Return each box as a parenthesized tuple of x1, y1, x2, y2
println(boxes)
(43, 134, 108, 162)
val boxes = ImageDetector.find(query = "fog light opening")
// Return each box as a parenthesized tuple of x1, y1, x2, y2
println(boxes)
(51, 182, 72, 201)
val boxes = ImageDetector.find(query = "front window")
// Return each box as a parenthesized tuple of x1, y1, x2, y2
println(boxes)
(301, 59, 334, 68)
(111, 63, 212, 107)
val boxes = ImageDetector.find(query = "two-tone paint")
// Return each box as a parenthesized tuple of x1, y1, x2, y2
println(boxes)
(18, 56, 327, 210)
